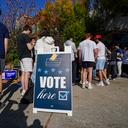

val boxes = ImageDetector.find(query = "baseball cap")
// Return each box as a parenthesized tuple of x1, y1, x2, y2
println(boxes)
(95, 34, 102, 39)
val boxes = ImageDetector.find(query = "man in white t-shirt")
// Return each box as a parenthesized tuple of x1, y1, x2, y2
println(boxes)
(95, 34, 110, 86)
(79, 33, 97, 89)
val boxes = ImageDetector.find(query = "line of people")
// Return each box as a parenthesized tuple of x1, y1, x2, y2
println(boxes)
(74, 33, 110, 89)
(1, 22, 128, 108)
(65, 33, 128, 89)
(17, 27, 128, 94)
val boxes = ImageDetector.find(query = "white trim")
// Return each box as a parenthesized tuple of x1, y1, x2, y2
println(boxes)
(33, 108, 72, 116)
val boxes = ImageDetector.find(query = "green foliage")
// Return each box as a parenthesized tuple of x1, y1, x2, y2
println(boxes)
(6, 48, 19, 66)
(38, 0, 87, 47)
(6, 29, 21, 67)
(61, 1, 87, 45)
(63, 20, 85, 46)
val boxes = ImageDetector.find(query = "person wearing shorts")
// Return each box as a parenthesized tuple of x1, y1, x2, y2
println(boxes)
(95, 34, 110, 86)
(79, 33, 97, 89)
(96, 59, 105, 70)
(17, 25, 35, 96)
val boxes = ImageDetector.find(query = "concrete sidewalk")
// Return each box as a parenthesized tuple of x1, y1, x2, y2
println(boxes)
(0, 78, 128, 128)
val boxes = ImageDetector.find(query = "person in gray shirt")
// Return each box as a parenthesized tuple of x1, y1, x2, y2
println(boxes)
(64, 38, 77, 85)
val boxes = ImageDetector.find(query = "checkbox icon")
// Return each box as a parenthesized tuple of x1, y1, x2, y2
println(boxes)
(58, 91, 69, 101)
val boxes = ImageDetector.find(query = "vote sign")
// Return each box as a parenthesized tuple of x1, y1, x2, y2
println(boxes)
(2, 70, 17, 80)
(33, 53, 72, 115)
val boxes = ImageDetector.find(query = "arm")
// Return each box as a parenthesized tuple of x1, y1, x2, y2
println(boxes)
(93, 42, 98, 60)
(27, 42, 35, 50)
(94, 48, 98, 60)
(26, 36, 35, 50)
(4, 26, 9, 56)
(4, 38, 9, 56)
(78, 49, 82, 62)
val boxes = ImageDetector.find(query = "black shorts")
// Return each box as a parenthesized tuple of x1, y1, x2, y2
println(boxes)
(82, 61, 95, 68)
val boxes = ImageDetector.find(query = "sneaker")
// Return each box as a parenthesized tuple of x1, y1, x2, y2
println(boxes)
(88, 83, 93, 89)
(105, 79, 110, 85)
(21, 90, 26, 97)
(80, 80, 82, 84)
(97, 81, 104, 87)
(80, 80, 88, 85)
(85, 80, 88, 84)
(82, 83, 86, 89)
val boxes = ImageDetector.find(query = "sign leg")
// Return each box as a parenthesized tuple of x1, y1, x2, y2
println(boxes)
(33, 108, 37, 114)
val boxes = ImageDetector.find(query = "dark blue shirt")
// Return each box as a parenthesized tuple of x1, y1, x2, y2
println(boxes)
(123, 51, 128, 64)
(116, 48, 123, 61)
(0, 22, 9, 58)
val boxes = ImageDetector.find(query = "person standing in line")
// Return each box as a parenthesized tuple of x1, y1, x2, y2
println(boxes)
(109, 45, 118, 80)
(64, 38, 77, 85)
(122, 47, 128, 76)
(0, 9, 9, 107)
(115, 45, 123, 77)
(79, 33, 97, 89)
(34, 28, 55, 54)
(31, 28, 55, 84)
(95, 34, 110, 86)
(104, 47, 111, 78)
(17, 25, 35, 97)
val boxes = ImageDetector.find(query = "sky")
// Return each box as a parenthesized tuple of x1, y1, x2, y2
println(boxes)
(35, 0, 47, 14)
(0, 0, 48, 16)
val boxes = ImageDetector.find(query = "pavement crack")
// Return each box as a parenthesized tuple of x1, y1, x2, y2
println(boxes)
(44, 113, 53, 128)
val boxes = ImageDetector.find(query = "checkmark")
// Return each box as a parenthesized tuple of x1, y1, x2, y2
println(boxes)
(58, 91, 69, 101)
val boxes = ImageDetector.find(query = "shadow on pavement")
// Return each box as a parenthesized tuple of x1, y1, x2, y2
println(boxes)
(0, 100, 44, 128)
(28, 119, 43, 128)
(0, 80, 21, 101)
(0, 80, 44, 128)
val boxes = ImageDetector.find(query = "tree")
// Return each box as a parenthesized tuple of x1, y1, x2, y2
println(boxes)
(0, 0, 36, 31)
(0, 0, 36, 66)
(38, 0, 87, 46)
(62, 0, 87, 45)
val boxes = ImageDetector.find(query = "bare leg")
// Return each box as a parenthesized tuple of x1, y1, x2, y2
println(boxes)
(102, 70, 107, 80)
(24, 72, 30, 91)
(21, 71, 25, 90)
(88, 67, 93, 83)
(87, 67, 93, 89)
(82, 67, 87, 83)
(98, 70, 103, 81)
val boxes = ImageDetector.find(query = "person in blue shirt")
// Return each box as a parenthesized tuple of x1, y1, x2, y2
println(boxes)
(0, 9, 9, 108)
(122, 47, 128, 76)
(115, 45, 123, 77)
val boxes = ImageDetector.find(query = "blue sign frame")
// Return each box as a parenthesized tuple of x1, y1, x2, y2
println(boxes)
(33, 53, 72, 116)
